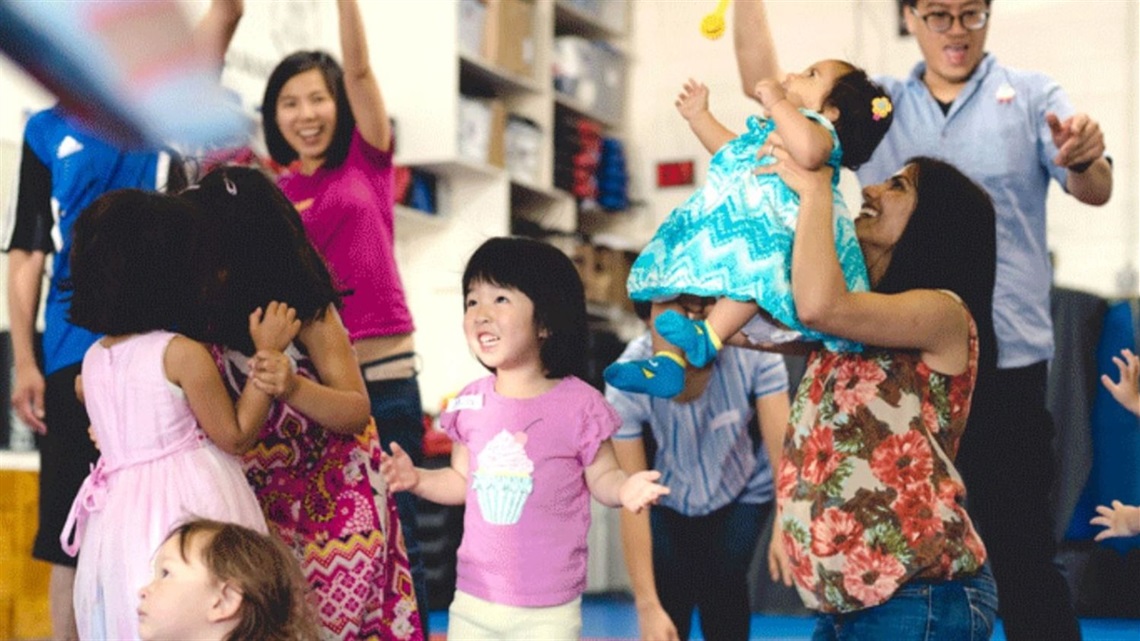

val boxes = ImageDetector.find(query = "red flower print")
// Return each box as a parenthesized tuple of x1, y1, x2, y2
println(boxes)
(893, 483, 943, 545)
(937, 478, 965, 506)
(802, 426, 841, 486)
(842, 544, 907, 606)
(870, 430, 934, 491)
(833, 359, 887, 414)
(810, 507, 864, 557)
(809, 374, 826, 405)
(777, 457, 798, 500)
(784, 532, 817, 590)
(922, 402, 941, 434)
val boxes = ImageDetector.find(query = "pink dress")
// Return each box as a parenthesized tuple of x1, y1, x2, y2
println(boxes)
(212, 345, 422, 640)
(63, 331, 266, 641)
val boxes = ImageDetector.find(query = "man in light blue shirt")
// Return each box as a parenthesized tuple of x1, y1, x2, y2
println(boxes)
(608, 296, 790, 641)
(733, 1, 1112, 639)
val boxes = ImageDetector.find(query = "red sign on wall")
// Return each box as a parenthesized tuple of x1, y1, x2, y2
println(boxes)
(657, 160, 694, 187)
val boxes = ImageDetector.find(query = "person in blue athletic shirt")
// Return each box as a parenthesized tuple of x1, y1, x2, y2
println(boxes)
(3, 3, 244, 637)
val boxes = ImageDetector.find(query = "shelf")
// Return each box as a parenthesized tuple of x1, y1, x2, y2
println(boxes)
(459, 53, 541, 96)
(554, 92, 620, 129)
(511, 177, 569, 203)
(554, 1, 626, 39)
(408, 157, 506, 181)
(395, 203, 446, 227)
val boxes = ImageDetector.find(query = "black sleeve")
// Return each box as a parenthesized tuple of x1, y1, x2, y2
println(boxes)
(5, 140, 56, 253)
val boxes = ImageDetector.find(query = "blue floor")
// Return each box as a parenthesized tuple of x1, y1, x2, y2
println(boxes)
(427, 594, 1140, 640)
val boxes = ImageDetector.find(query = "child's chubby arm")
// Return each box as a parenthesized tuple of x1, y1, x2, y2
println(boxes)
(166, 335, 272, 455)
(676, 79, 737, 154)
(251, 305, 370, 435)
(585, 439, 669, 512)
(1101, 348, 1140, 417)
(755, 79, 833, 170)
(380, 441, 470, 505)
(1091, 500, 1140, 541)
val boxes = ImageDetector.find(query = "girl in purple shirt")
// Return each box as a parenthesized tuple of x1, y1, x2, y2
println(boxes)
(381, 237, 669, 639)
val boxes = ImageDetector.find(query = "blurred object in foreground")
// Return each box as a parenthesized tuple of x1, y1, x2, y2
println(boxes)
(0, 0, 249, 148)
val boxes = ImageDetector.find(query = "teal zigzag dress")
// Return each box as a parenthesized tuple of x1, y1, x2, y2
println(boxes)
(626, 111, 869, 352)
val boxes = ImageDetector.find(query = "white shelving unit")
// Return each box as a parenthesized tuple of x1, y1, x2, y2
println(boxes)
(365, 0, 634, 407)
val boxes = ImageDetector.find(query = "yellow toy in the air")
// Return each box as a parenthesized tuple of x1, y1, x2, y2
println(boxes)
(701, 0, 731, 40)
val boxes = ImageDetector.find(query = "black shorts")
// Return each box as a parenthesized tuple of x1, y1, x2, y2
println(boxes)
(32, 362, 98, 567)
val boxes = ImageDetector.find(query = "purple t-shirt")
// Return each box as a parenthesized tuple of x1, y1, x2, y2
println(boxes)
(440, 375, 620, 607)
(277, 130, 413, 340)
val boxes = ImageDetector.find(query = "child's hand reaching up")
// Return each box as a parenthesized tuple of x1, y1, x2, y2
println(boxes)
(380, 442, 420, 493)
(1101, 348, 1140, 417)
(1091, 500, 1140, 540)
(755, 78, 787, 111)
(618, 470, 670, 513)
(249, 301, 301, 352)
(675, 79, 710, 122)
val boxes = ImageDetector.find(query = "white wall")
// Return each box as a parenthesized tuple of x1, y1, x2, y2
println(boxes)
(628, 0, 1139, 299)
(0, 0, 1135, 370)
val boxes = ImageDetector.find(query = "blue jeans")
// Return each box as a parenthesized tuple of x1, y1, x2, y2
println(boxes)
(812, 565, 998, 641)
(368, 375, 429, 635)
(650, 501, 771, 641)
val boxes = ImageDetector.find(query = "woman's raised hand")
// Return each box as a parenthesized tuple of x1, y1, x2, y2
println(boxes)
(754, 144, 834, 196)
(249, 301, 301, 352)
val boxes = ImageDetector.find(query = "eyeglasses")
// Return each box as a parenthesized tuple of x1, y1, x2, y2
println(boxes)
(910, 7, 989, 33)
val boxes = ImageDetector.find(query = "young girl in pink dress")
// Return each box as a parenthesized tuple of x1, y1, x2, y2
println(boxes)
(182, 167, 422, 640)
(61, 189, 300, 640)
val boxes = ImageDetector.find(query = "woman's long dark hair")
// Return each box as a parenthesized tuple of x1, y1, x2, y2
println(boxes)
(875, 157, 998, 375)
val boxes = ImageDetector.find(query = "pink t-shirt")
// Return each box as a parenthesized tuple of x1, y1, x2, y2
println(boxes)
(277, 130, 413, 340)
(440, 375, 620, 607)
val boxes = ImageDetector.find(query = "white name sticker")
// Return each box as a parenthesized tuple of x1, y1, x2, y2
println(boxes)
(446, 394, 484, 412)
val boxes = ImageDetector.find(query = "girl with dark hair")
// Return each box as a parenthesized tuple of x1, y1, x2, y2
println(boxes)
(138, 519, 320, 641)
(182, 166, 422, 641)
(61, 189, 298, 640)
(607, 62, 894, 399)
(260, 1, 429, 622)
(757, 150, 998, 640)
(381, 237, 669, 639)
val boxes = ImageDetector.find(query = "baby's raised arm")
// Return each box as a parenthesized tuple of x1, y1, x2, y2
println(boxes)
(755, 79, 833, 170)
(676, 79, 736, 154)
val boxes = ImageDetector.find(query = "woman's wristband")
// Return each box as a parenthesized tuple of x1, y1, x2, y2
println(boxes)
(1068, 159, 1094, 174)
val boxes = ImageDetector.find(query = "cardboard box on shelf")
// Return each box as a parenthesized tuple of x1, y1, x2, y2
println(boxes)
(488, 99, 507, 168)
(482, 0, 535, 77)
(458, 96, 507, 168)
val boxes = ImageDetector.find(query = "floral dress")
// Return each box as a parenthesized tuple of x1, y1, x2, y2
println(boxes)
(777, 296, 987, 613)
(212, 345, 422, 640)
(625, 111, 869, 352)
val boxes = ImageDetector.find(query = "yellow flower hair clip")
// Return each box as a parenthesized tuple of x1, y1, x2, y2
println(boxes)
(871, 96, 893, 121)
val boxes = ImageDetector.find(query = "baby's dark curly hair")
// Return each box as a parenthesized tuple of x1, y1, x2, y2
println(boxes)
(824, 63, 894, 170)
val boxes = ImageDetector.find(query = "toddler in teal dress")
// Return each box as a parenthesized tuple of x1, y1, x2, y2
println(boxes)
(606, 62, 894, 398)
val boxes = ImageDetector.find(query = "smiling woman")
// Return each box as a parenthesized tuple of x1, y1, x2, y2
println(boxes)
(755, 151, 1000, 640)
(259, 0, 431, 633)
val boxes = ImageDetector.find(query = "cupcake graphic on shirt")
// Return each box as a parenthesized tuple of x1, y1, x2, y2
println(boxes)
(472, 429, 535, 525)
